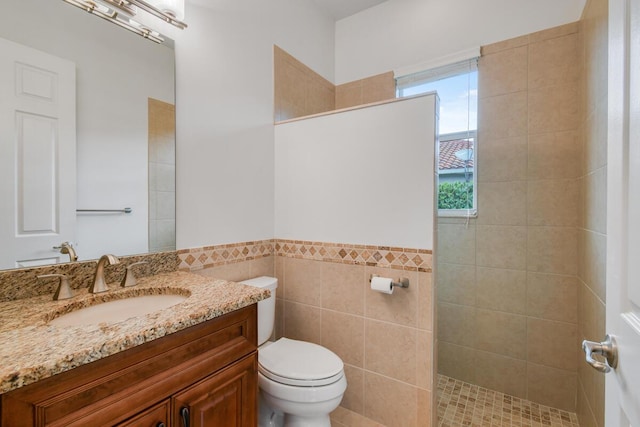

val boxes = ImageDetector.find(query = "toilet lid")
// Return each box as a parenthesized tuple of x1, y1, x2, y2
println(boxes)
(259, 338, 344, 386)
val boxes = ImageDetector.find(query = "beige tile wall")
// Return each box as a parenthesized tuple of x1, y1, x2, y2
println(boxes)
(274, 47, 397, 121)
(148, 98, 176, 252)
(179, 239, 436, 426)
(275, 254, 434, 427)
(577, 0, 608, 425)
(437, 22, 583, 412)
(274, 46, 335, 121)
(335, 72, 396, 109)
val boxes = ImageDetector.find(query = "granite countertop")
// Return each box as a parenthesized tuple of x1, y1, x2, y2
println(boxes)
(0, 271, 269, 394)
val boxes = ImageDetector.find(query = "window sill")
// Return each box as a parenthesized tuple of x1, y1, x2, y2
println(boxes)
(438, 209, 477, 218)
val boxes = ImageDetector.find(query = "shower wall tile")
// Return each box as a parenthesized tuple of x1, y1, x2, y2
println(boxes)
(439, 21, 583, 412)
(478, 45, 528, 98)
(527, 273, 578, 323)
(437, 223, 476, 265)
(437, 342, 476, 384)
(528, 83, 581, 134)
(478, 91, 528, 140)
(474, 309, 527, 359)
(527, 179, 579, 227)
(584, 107, 608, 172)
(475, 267, 527, 314)
(476, 181, 528, 226)
(476, 225, 527, 270)
(336, 71, 395, 109)
(527, 318, 578, 371)
(474, 350, 527, 399)
(528, 32, 581, 89)
(527, 363, 577, 411)
(477, 136, 528, 182)
(527, 226, 577, 275)
(528, 130, 582, 180)
(584, 167, 607, 234)
(438, 302, 476, 347)
(435, 262, 476, 306)
(274, 45, 335, 121)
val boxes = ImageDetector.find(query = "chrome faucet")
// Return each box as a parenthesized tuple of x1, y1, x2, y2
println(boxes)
(89, 254, 120, 293)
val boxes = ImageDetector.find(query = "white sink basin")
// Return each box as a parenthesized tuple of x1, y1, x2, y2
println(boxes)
(49, 294, 188, 326)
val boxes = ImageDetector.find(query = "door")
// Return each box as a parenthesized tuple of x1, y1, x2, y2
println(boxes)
(605, 0, 640, 425)
(0, 37, 76, 269)
(173, 354, 257, 427)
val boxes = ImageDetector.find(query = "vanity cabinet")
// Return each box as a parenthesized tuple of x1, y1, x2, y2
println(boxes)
(0, 304, 258, 427)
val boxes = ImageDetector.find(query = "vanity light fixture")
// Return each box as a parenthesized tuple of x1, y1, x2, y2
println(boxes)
(63, 0, 165, 43)
(62, 0, 186, 44)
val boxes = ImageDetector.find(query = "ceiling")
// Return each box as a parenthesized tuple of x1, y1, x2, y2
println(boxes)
(311, 0, 387, 20)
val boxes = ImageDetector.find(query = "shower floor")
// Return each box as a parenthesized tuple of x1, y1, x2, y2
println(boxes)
(437, 375, 580, 427)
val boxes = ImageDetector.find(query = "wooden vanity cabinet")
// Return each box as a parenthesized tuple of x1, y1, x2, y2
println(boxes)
(0, 304, 258, 427)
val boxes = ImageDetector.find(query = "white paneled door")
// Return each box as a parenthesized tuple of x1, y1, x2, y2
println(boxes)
(0, 37, 76, 269)
(605, 0, 640, 425)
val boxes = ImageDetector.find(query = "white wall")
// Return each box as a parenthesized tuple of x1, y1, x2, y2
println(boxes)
(175, 0, 335, 249)
(1, 0, 174, 261)
(275, 95, 437, 249)
(335, 0, 587, 84)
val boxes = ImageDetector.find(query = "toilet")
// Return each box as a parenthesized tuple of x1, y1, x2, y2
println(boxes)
(240, 276, 347, 427)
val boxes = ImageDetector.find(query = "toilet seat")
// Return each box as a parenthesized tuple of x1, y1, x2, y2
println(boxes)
(258, 338, 344, 387)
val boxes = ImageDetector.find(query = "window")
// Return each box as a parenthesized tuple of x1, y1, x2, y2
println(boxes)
(396, 58, 478, 217)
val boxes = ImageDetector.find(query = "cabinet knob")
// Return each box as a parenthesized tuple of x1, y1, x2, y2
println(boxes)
(157, 423, 166, 427)
(180, 407, 190, 427)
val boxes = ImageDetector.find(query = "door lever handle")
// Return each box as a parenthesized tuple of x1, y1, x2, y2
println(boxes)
(582, 334, 617, 373)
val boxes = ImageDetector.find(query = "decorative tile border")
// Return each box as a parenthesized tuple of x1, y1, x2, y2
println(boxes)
(178, 239, 432, 273)
(177, 240, 274, 270)
(275, 239, 432, 272)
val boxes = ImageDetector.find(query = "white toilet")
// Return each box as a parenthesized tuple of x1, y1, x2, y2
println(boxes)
(240, 276, 347, 427)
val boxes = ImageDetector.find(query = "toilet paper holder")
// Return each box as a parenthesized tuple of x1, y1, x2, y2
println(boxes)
(369, 274, 410, 289)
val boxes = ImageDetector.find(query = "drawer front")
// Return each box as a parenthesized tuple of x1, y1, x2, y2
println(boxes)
(116, 400, 170, 427)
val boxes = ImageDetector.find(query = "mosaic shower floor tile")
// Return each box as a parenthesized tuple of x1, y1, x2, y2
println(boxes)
(437, 375, 580, 427)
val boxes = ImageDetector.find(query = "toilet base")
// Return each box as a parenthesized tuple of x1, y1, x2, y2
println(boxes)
(258, 391, 338, 427)
(284, 413, 331, 427)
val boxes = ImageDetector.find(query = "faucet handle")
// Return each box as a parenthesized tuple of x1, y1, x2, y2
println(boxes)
(120, 261, 148, 288)
(38, 274, 74, 300)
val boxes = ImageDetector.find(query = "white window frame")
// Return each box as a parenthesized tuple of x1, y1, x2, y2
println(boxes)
(436, 131, 477, 218)
(395, 57, 478, 218)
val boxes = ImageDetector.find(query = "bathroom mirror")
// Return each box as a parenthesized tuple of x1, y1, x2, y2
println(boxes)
(0, 0, 175, 270)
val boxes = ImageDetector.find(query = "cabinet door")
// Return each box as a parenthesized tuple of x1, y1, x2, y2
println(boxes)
(116, 400, 170, 427)
(173, 354, 257, 427)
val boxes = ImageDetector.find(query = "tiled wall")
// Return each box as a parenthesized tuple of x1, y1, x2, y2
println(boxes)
(335, 72, 396, 109)
(274, 240, 434, 427)
(274, 47, 397, 121)
(179, 240, 435, 426)
(148, 98, 176, 253)
(437, 22, 583, 412)
(577, 0, 608, 425)
(274, 46, 335, 121)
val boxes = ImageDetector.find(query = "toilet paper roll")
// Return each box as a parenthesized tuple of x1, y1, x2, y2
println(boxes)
(371, 276, 394, 294)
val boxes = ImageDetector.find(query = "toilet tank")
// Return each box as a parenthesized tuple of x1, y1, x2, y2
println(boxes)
(239, 276, 277, 346)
